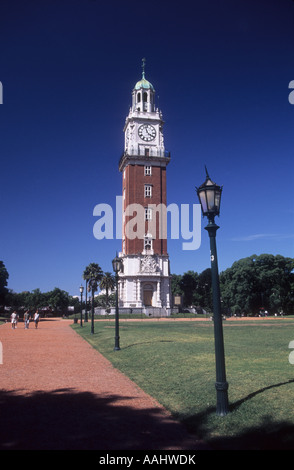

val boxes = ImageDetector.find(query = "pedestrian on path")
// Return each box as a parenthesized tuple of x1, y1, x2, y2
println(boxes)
(10, 311, 17, 329)
(34, 310, 40, 329)
(24, 311, 31, 329)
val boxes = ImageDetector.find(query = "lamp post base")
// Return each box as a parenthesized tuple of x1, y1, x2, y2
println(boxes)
(215, 381, 229, 416)
(114, 334, 120, 351)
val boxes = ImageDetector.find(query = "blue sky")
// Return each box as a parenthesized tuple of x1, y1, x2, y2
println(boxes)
(0, 0, 293, 297)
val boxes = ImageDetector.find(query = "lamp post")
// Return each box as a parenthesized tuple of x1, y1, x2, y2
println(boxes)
(85, 279, 88, 322)
(112, 253, 123, 351)
(79, 284, 84, 327)
(90, 282, 96, 335)
(196, 167, 229, 416)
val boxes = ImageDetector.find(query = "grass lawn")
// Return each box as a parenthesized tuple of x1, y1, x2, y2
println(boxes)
(72, 317, 294, 449)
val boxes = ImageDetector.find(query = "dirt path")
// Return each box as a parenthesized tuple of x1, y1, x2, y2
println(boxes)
(0, 318, 207, 450)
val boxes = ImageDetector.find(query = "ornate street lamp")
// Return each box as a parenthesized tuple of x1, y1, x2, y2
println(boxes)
(196, 167, 229, 416)
(79, 284, 84, 327)
(112, 253, 123, 351)
(85, 279, 88, 322)
(197, 166, 222, 219)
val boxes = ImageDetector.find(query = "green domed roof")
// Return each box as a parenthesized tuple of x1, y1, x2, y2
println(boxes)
(134, 76, 154, 91)
(134, 59, 155, 91)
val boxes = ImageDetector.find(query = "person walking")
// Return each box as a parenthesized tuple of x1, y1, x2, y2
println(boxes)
(10, 311, 17, 329)
(24, 311, 30, 329)
(34, 310, 40, 329)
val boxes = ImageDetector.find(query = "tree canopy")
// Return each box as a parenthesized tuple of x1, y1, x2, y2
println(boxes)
(83, 263, 104, 294)
(100, 272, 115, 306)
(171, 268, 212, 311)
(171, 254, 294, 315)
(4, 287, 76, 314)
(2, 261, 112, 313)
(220, 254, 294, 315)
(0, 261, 9, 304)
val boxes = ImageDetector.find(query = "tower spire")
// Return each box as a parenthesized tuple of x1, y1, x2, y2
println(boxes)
(142, 57, 146, 79)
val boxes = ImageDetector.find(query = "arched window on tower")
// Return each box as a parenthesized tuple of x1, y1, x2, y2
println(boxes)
(144, 234, 153, 253)
(143, 92, 148, 111)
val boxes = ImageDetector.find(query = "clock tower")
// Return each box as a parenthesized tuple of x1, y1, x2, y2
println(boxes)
(118, 60, 171, 314)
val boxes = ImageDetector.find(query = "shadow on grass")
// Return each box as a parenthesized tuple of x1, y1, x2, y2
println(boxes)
(184, 410, 294, 450)
(231, 379, 294, 411)
(123, 340, 174, 350)
(182, 379, 294, 450)
(0, 388, 201, 450)
(209, 416, 294, 450)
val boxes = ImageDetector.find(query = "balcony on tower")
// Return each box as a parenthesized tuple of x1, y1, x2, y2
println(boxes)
(119, 148, 171, 171)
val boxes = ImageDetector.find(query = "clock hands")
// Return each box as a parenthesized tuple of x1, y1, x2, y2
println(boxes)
(138, 124, 156, 141)
(146, 127, 155, 137)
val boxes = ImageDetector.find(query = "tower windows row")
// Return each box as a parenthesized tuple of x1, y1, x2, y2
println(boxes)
(122, 166, 152, 201)
(137, 92, 148, 103)
(134, 89, 155, 112)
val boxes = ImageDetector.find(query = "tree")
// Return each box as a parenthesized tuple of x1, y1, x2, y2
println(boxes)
(0, 261, 9, 304)
(171, 270, 213, 310)
(28, 288, 47, 310)
(179, 271, 198, 307)
(84, 263, 104, 296)
(198, 268, 212, 311)
(47, 288, 70, 314)
(83, 266, 90, 284)
(3, 287, 72, 315)
(4, 290, 26, 309)
(83, 262, 104, 333)
(100, 272, 115, 307)
(171, 274, 183, 295)
(220, 254, 294, 315)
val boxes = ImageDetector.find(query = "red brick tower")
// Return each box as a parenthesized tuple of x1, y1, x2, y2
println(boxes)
(118, 60, 171, 313)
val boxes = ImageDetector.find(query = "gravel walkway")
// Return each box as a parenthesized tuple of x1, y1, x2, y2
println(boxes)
(0, 318, 207, 450)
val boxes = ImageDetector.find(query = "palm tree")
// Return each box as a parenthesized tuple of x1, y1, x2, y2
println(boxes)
(83, 263, 103, 333)
(100, 272, 115, 307)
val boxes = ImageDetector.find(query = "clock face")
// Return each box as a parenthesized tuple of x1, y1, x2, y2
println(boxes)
(138, 124, 156, 141)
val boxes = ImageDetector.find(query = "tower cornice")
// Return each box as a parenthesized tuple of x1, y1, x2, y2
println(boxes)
(123, 111, 164, 132)
(119, 151, 170, 172)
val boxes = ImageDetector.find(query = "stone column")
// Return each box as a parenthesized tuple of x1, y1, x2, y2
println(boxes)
(137, 279, 142, 307)
(156, 280, 162, 307)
